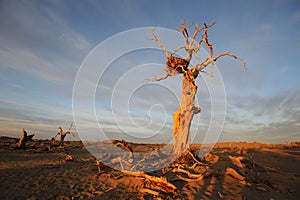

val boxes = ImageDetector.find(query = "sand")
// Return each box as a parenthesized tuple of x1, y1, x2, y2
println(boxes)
(0, 136, 299, 200)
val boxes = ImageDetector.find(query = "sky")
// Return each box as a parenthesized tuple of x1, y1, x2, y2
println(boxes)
(0, 0, 300, 144)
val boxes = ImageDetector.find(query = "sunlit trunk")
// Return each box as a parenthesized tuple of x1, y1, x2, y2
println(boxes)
(172, 77, 197, 157)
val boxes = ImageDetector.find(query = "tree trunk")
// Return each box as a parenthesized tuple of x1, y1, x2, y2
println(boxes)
(17, 129, 27, 150)
(58, 127, 65, 146)
(172, 76, 197, 157)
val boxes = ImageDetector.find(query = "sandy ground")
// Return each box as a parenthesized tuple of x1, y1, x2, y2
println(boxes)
(0, 136, 299, 200)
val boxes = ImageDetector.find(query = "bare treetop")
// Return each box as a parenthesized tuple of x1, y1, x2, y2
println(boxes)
(150, 19, 246, 89)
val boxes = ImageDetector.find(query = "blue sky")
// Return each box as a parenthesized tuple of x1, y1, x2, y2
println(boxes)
(0, 0, 300, 143)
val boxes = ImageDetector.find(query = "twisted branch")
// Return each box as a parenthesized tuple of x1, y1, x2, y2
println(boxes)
(144, 67, 178, 83)
(213, 52, 247, 70)
(192, 51, 246, 76)
(176, 19, 193, 45)
(170, 46, 185, 56)
(122, 170, 177, 194)
(149, 28, 169, 58)
(176, 20, 217, 62)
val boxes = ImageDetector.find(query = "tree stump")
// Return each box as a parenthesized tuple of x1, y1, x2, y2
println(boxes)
(17, 129, 28, 149)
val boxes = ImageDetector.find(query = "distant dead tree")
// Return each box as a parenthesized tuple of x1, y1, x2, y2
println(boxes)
(149, 20, 246, 157)
(17, 128, 35, 149)
(54, 122, 75, 145)
(58, 127, 67, 145)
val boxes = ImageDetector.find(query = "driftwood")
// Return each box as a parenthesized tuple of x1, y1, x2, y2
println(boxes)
(95, 160, 101, 173)
(225, 167, 245, 181)
(122, 170, 177, 194)
(140, 188, 159, 196)
(16, 129, 35, 149)
(65, 154, 74, 161)
(107, 139, 208, 174)
(58, 127, 66, 145)
(53, 122, 75, 145)
(175, 149, 207, 167)
(172, 167, 204, 179)
(186, 149, 205, 166)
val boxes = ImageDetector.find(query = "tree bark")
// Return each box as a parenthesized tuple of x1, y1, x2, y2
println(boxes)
(58, 127, 66, 146)
(172, 76, 197, 157)
(17, 129, 27, 150)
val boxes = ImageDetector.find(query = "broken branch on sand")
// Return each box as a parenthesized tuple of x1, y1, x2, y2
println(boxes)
(140, 188, 159, 196)
(122, 170, 177, 194)
(225, 167, 245, 181)
(172, 167, 204, 179)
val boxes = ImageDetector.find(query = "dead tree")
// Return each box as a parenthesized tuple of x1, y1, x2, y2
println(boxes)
(17, 128, 35, 149)
(58, 127, 65, 145)
(53, 127, 71, 145)
(17, 128, 27, 149)
(150, 20, 246, 157)
(57, 127, 70, 145)
(54, 122, 74, 145)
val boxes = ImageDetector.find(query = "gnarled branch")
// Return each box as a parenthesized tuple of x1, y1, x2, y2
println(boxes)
(199, 21, 216, 58)
(213, 51, 246, 70)
(149, 29, 169, 58)
(190, 51, 246, 79)
(145, 67, 178, 83)
(151, 20, 246, 82)
(176, 19, 193, 45)
(172, 168, 204, 179)
(122, 170, 177, 194)
(175, 20, 217, 63)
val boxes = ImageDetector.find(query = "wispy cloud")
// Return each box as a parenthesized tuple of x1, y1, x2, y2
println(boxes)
(0, 1, 93, 84)
(221, 89, 300, 143)
(0, 0, 93, 138)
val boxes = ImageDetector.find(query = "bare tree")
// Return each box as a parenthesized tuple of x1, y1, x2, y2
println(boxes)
(150, 20, 246, 157)
(54, 122, 75, 146)
(57, 127, 67, 145)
